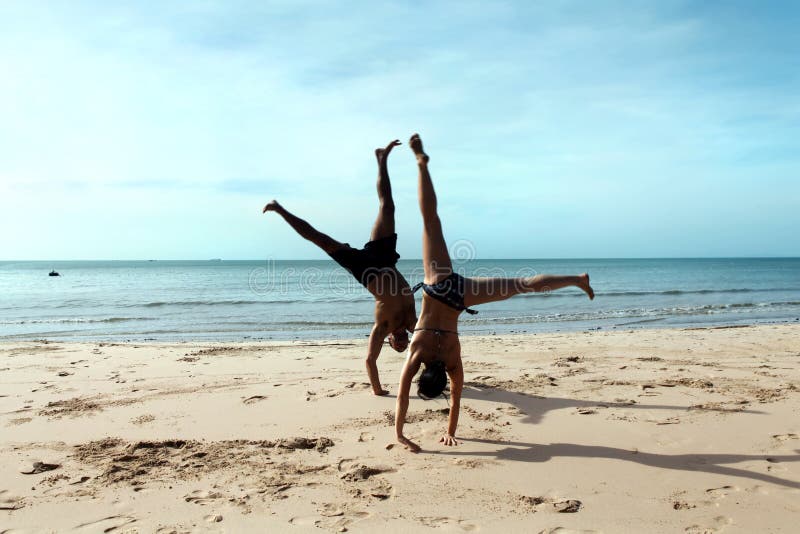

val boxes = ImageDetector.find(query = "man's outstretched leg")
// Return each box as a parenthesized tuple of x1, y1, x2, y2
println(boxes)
(464, 273, 594, 307)
(370, 139, 401, 242)
(411, 133, 452, 284)
(263, 200, 343, 254)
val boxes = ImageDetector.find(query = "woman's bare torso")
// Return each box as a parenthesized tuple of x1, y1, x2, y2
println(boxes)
(409, 294, 462, 370)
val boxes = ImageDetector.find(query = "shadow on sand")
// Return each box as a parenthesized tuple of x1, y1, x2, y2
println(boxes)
(444, 437, 800, 489)
(461, 385, 766, 426)
(437, 386, 798, 489)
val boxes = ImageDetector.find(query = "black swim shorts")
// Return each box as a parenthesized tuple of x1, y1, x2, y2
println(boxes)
(329, 233, 401, 287)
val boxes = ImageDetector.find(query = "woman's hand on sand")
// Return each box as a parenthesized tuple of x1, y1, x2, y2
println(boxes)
(439, 434, 458, 446)
(397, 435, 421, 453)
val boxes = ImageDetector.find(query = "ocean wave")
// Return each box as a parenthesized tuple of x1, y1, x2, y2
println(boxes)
(137, 297, 373, 307)
(3, 299, 798, 342)
(0, 317, 154, 325)
(521, 288, 800, 298)
(116, 322, 375, 335)
(278, 321, 374, 328)
(461, 300, 800, 325)
(7, 287, 799, 312)
(141, 299, 266, 307)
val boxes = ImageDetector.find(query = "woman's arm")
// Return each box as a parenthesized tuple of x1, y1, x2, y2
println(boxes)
(441, 364, 464, 446)
(395, 357, 421, 452)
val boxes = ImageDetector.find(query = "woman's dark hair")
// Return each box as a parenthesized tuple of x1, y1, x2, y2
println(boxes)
(417, 360, 448, 400)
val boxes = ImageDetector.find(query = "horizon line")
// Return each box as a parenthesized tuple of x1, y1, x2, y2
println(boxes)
(3, 256, 800, 262)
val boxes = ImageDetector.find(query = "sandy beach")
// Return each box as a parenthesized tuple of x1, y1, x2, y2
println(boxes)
(1, 324, 798, 533)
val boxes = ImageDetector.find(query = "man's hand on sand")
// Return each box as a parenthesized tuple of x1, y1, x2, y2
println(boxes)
(375, 139, 401, 164)
(373, 388, 390, 396)
(439, 434, 459, 446)
(397, 435, 421, 453)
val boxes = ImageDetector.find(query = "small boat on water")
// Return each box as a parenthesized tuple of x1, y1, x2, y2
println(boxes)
(49, 270, 60, 277)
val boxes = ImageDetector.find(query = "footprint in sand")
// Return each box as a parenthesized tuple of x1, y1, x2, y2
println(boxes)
(291, 510, 371, 531)
(518, 495, 582, 514)
(496, 405, 526, 417)
(338, 463, 394, 481)
(655, 417, 681, 426)
(358, 432, 374, 442)
(319, 503, 345, 517)
(184, 489, 223, 505)
(704, 485, 740, 505)
(18, 460, 61, 475)
(539, 529, 599, 534)
(745, 485, 770, 496)
(685, 515, 733, 533)
(243, 395, 268, 405)
(417, 517, 479, 531)
(204, 514, 223, 523)
(72, 515, 137, 532)
(344, 382, 372, 390)
(552, 499, 582, 513)
(7, 417, 32, 426)
(289, 515, 320, 527)
(772, 433, 798, 443)
(130, 414, 155, 425)
(0, 489, 24, 510)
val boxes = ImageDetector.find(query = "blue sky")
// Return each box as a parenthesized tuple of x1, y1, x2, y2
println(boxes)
(1, 1, 798, 260)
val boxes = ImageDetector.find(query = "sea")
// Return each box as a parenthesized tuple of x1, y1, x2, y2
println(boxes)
(1, 258, 799, 342)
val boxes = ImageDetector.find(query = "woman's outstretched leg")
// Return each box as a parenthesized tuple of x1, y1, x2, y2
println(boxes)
(369, 140, 401, 241)
(263, 200, 343, 254)
(464, 273, 594, 307)
(411, 133, 452, 283)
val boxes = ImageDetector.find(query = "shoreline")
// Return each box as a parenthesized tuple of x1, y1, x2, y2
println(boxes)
(1, 324, 798, 532)
(3, 316, 799, 344)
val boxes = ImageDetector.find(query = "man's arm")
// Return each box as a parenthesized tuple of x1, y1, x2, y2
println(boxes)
(366, 323, 389, 396)
(441, 364, 464, 446)
(395, 357, 421, 452)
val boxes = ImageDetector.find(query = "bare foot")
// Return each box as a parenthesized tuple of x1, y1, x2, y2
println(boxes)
(262, 200, 281, 214)
(409, 133, 429, 163)
(375, 139, 401, 164)
(579, 273, 594, 300)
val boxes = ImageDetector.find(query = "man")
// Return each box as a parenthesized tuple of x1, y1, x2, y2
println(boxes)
(263, 139, 417, 396)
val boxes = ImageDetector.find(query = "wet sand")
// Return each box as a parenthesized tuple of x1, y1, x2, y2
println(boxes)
(1, 324, 799, 532)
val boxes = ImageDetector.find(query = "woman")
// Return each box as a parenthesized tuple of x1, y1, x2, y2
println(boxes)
(395, 134, 595, 452)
